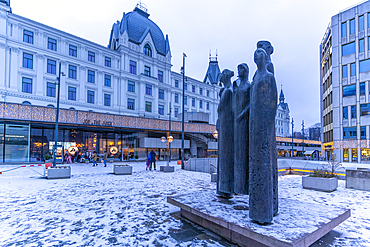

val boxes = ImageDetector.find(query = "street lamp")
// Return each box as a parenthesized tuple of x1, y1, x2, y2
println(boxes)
(160, 135, 173, 165)
(181, 52, 187, 169)
(52, 61, 65, 167)
(213, 130, 218, 139)
(291, 118, 294, 158)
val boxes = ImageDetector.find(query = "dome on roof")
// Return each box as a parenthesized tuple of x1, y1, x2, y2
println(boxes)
(119, 7, 168, 56)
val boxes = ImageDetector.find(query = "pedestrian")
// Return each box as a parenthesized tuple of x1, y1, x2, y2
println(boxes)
(150, 149, 157, 170)
(103, 151, 108, 167)
(67, 152, 72, 164)
(146, 153, 150, 170)
(92, 151, 98, 166)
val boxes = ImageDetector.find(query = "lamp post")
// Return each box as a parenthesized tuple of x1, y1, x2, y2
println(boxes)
(291, 118, 294, 158)
(52, 61, 65, 167)
(181, 53, 186, 169)
(301, 120, 305, 154)
(168, 102, 173, 164)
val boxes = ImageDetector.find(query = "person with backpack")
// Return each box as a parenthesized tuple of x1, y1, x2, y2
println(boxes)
(92, 151, 98, 167)
(149, 149, 156, 170)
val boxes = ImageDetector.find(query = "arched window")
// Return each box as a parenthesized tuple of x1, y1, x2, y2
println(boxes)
(47, 104, 55, 108)
(144, 44, 152, 57)
(69, 107, 76, 111)
(22, 101, 31, 105)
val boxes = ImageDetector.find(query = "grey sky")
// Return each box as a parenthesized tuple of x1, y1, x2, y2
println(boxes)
(11, 0, 361, 128)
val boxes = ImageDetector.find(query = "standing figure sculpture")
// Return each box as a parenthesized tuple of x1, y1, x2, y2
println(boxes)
(253, 40, 278, 215)
(217, 69, 235, 197)
(233, 63, 251, 195)
(249, 48, 277, 224)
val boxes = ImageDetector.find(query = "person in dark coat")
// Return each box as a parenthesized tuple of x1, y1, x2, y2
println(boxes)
(149, 150, 157, 170)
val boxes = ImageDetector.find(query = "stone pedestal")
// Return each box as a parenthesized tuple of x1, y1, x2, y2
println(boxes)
(211, 173, 217, 182)
(346, 168, 370, 191)
(160, 165, 174, 172)
(114, 165, 132, 175)
(167, 190, 350, 247)
(46, 166, 71, 179)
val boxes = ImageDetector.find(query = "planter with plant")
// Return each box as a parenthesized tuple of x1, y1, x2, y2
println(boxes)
(302, 154, 341, 192)
(44, 153, 52, 163)
(134, 154, 139, 161)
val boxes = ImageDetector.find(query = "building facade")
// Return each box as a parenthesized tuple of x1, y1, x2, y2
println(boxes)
(321, 0, 370, 163)
(275, 88, 290, 137)
(0, 2, 220, 162)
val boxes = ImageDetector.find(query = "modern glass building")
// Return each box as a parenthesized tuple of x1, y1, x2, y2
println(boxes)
(320, 0, 370, 163)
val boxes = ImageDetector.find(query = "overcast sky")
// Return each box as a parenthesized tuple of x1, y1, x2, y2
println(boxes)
(10, 0, 362, 129)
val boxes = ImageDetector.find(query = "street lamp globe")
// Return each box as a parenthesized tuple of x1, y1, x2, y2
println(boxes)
(160, 136, 167, 143)
(213, 130, 218, 139)
(168, 136, 174, 143)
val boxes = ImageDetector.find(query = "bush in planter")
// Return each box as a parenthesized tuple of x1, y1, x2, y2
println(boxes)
(44, 154, 52, 161)
(134, 154, 139, 160)
(310, 154, 342, 178)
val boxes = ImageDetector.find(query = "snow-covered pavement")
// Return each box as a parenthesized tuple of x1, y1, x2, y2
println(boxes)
(0, 162, 369, 246)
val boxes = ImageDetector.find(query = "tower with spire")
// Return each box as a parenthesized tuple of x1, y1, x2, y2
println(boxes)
(276, 86, 290, 137)
(203, 50, 221, 86)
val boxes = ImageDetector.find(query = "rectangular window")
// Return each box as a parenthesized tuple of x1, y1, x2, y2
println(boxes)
(359, 15, 364, 31)
(360, 39, 365, 53)
(343, 127, 357, 139)
(158, 105, 164, 115)
(360, 59, 370, 73)
(145, 84, 152, 95)
(175, 108, 178, 117)
(351, 105, 357, 118)
(104, 94, 111, 106)
(184, 82, 187, 91)
(350, 63, 356, 77)
(69, 45, 77, 57)
(104, 74, 111, 87)
(361, 148, 370, 161)
(350, 19, 355, 34)
(68, 65, 77, 79)
(127, 98, 135, 110)
(47, 82, 56, 97)
(184, 96, 187, 105)
(342, 42, 355, 56)
(47, 59, 56, 74)
(48, 38, 57, 51)
(199, 100, 203, 108)
(68, 86, 76, 100)
(360, 103, 370, 116)
(341, 22, 347, 37)
(23, 53, 33, 69)
(158, 89, 164, 100)
(342, 65, 348, 78)
(88, 51, 95, 63)
(199, 88, 203, 95)
(207, 90, 210, 97)
(144, 66, 151, 76)
(145, 101, 152, 112)
(128, 81, 135, 92)
(175, 80, 179, 88)
(175, 93, 179, 103)
(207, 102, 210, 110)
(158, 70, 163, 82)
(352, 148, 358, 162)
(360, 82, 365, 95)
(22, 77, 32, 93)
(368, 37, 370, 50)
(23, 30, 33, 44)
(192, 85, 195, 93)
(88, 70, 95, 83)
(344, 148, 349, 162)
(129, 60, 137, 74)
(105, 57, 111, 67)
(87, 90, 95, 104)
(192, 98, 195, 107)
(343, 84, 356, 97)
(361, 126, 366, 139)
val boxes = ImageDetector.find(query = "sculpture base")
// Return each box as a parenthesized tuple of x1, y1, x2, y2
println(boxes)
(160, 165, 175, 173)
(167, 190, 350, 247)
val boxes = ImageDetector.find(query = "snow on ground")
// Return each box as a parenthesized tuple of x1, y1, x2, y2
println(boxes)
(0, 162, 369, 246)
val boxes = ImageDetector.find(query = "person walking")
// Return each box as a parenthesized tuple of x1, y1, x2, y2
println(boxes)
(103, 151, 108, 167)
(146, 153, 151, 170)
(92, 151, 98, 167)
(149, 149, 157, 170)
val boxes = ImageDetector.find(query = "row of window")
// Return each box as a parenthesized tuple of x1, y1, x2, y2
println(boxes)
(142, 101, 179, 117)
(342, 82, 366, 97)
(343, 103, 370, 118)
(343, 148, 370, 162)
(341, 37, 370, 56)
(341, 14, 368, 38)
(23, 30, 112, 67)
(343, 126, 366, 139)
(21, 77, 112, 106)
(22, 52, 113, 87)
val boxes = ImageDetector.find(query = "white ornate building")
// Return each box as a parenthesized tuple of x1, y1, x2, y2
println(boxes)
(275, 88, 290, 137)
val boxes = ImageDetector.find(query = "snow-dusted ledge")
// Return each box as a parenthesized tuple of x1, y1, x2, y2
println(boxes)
(46, 166, 71, 179)
(302, 175, 338, 192)
(114, 165, 132, 175)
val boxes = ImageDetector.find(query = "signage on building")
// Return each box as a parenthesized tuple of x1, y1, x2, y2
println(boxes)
(68, 146, 79, 155)
(110, 146, 118, 154)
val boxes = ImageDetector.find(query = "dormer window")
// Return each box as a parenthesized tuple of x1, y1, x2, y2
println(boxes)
(144, 44, 152, 57)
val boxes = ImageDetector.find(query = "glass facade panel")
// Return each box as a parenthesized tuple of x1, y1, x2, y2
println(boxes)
(342, 65, 347, 78)
(350, 19, 355, 34)
(351, 105, 356, 118)
(341, 22, 347, 37)
(4, 124, 29, 162)
(343, 106, 348, 119)
(343, 84, 356, 97)
(361, 148, 370, 161)
(351, 63, 356, 76)
(360, 103, 370, 116)
(343, 148, 349, 162)
(361, 126, 366, 139)
(342, 42, 355, 56)
(360, 59, 370, 73)
(343, 127, 357, 139)
(360, 82, 365, 95)
(352, 148, 358, 162)
(359, 15, 364, 31)
(360, 39, 365, 53)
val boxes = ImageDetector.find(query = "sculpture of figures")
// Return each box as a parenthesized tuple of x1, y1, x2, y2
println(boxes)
(233, 63, 250, 195)
(252, 40, 274, 80)
(217, 69, 235, 197)
(0, 0, 10, 6)
(249, 48, 277, 224)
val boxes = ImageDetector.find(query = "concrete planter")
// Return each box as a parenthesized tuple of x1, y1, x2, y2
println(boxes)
(46, 166, 71, 179)
(114, 165, 132, 175)
(302, 175, 338, 192)
(160, 165, 174, 172)
(346, 168, 370, 191)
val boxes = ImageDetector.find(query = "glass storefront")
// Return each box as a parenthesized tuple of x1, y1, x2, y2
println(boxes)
(352, 148, 358, 162)
(361, 148, 370, 161)
(343, 148, 349, 162)
(2, 124, 30, 163)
